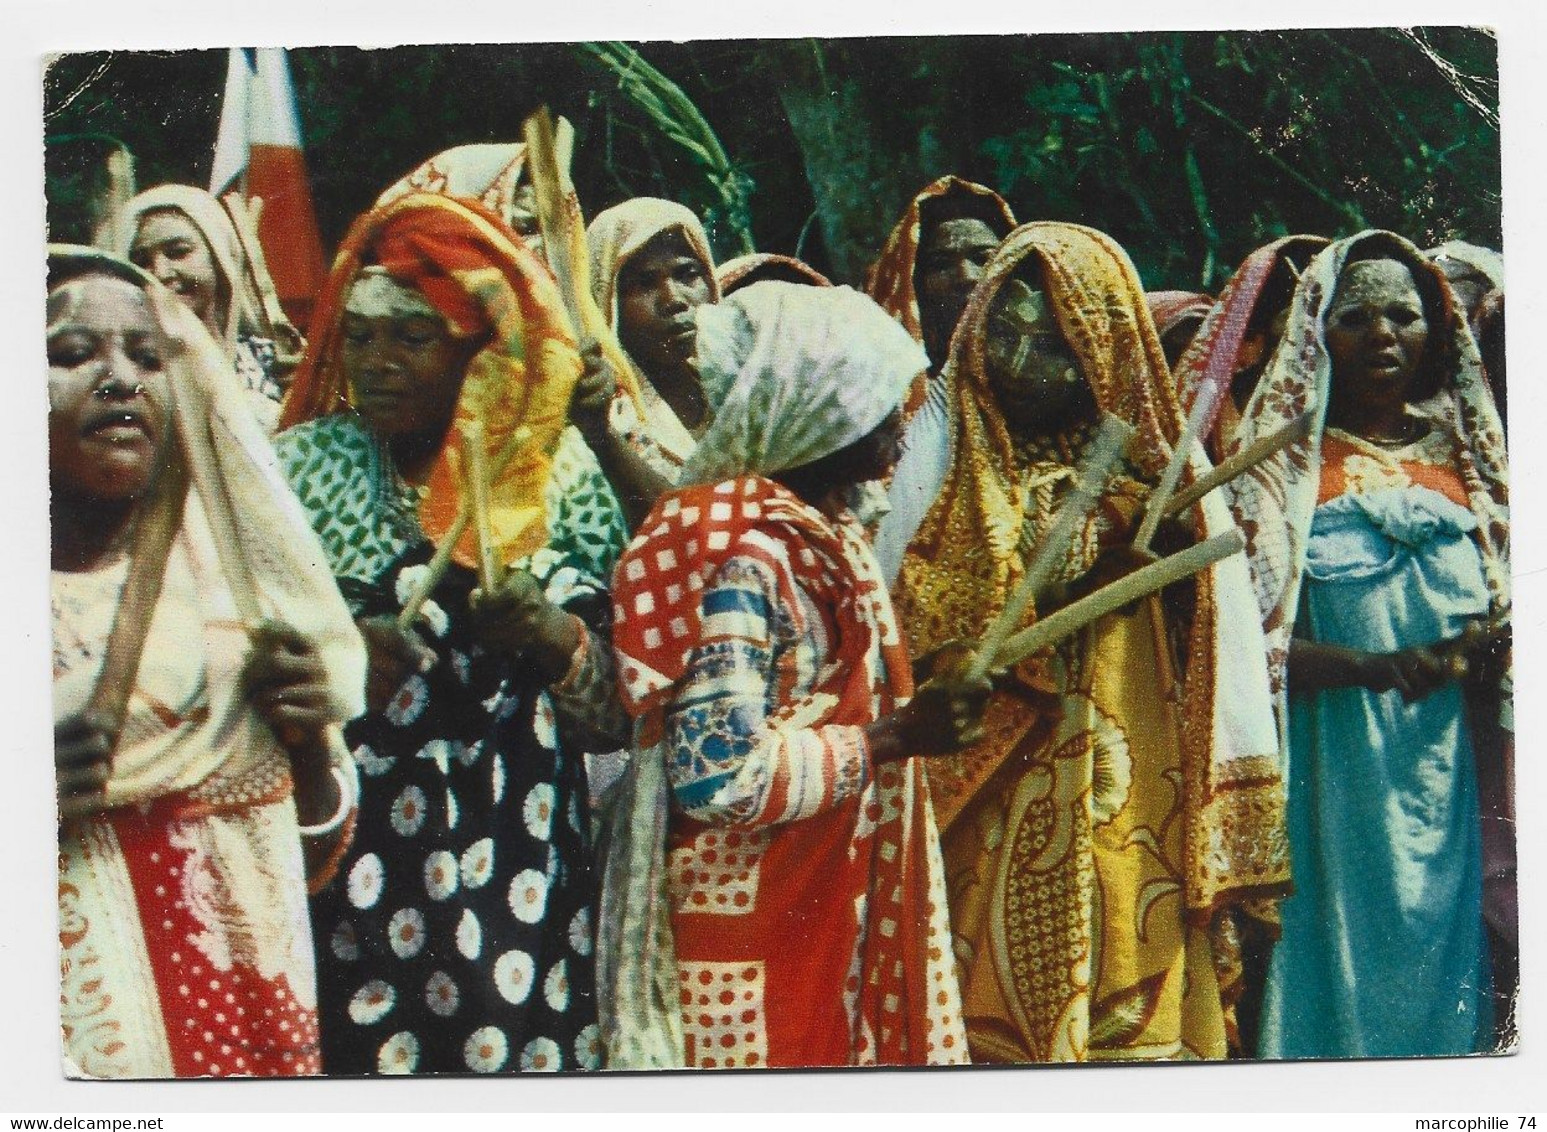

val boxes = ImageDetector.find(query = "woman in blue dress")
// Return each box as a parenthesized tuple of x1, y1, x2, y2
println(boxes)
(1225, 231, 1510, 1058)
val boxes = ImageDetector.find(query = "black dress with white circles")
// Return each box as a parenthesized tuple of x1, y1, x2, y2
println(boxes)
(311, 547, 607, 1075)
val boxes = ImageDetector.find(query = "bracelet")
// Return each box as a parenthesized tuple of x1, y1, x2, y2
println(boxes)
(298, 733, 360, 837)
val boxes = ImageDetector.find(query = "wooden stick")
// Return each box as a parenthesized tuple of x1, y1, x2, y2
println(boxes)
(992, 530, 1245, 671)
(84, 453, 190, 742)
(463, 420, 502, 593)
(521, 108, 582, 324)
(1133, 381, 1223, 553)
(1162, 412, 1315, 520)
(396, 425, 531, 631)
(521, 105, 645, 410)
(964, 414, 1135, 682)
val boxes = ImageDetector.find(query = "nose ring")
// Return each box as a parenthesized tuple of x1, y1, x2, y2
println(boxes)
(94, 380, 146, 398)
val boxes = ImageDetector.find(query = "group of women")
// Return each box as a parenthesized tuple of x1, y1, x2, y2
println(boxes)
(50, 142, 1511, 1078)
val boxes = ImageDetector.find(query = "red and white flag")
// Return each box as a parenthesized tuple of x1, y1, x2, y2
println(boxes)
(210, 47, 327, 329)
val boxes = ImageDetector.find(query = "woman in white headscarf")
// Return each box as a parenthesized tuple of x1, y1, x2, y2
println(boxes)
(122, 185, 303, 433)
(573, 198, 722, 523)
(50, 246, 365, 1078)
(600, 282, 984, 1070)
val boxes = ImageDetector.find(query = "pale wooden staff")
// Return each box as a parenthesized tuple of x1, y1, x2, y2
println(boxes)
(1132, 380, 1224, 553)
(992, 529, 1245, 670)
(1161, 411, 1315, 520)
(963, 413, 1135, 683)
(462, 419, 503, 593)
(521, 109, 581, 319)
(521, 106, 643, 406)
(396, 425, 533, 631)
(82, 452, 190, 742)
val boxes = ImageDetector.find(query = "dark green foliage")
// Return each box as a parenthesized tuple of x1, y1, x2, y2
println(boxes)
(43, 29, 1499, 291)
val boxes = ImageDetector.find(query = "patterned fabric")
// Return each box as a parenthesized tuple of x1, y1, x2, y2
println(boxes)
(680, 282, 928, 487)
(1222, 230, 1509, 706)
(276, 431, 623, 1074)
(275, 415, 628, 610)
(1173, 236, 1330, 460)
(586, 197, 722, 484)
(607, 477, 967, 1068)
(309, 543, 615, 1075)
(232, 336, 285, 434)
(55, 541, 327, 1080)
(716, 253, 832, 293)
(898, 221, 1285, 913)
(892, 222, 1286, 1061)
(274, 207, 627, 1073)
(377, 143, 534, 234)
(865, 176, 1017, 351)
(279, 193, 583, 570)
(1147, 290, 1215, 340)
(49, 245, 365, 1079)
(1260, 433, 1494, 1057)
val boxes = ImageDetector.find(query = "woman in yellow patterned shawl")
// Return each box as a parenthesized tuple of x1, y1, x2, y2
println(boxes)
(894, 222, 1286, 1063)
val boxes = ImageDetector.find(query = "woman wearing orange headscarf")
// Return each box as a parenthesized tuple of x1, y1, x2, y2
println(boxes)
(275, 193, 629, 1074)
(894, 222, 1287, 1063)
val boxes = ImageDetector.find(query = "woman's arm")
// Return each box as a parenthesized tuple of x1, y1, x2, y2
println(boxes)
(548, 622, 632, 752)
(570, 343, 675, 527)
(1287, 637, 1451, 701)
(465, 568, 631, 751)
(664, 554, 871, 827)
(663, 552, 991, 826)
(241, 622, 357, 875)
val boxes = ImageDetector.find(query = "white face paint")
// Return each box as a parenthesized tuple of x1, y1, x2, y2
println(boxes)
(344, 268, 443, 322)
(1324, 259, 1429, 406)
(984, 276, 1092, 435)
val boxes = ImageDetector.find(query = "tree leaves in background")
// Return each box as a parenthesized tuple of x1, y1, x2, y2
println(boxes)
(43, 29, 1499, 293)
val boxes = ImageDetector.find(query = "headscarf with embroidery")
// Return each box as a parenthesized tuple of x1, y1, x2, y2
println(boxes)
(1224, 230, 1509, 703)
(1173, 236, 1331, 459)
(377, 142, 536, 235)
(864, 175, 1017, 348)
(278, 192, 583, 570)
(894, 220, 1287, 920)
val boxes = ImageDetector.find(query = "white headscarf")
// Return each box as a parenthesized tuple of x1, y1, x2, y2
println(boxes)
(119, 185, 271, 350)
(678, 281, 929, 486)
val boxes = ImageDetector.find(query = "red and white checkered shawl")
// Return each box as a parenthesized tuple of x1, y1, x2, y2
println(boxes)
(611, 476, 911, 720)
(1223, 230, 1510, 706)
(607, 477, 966, 1067)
